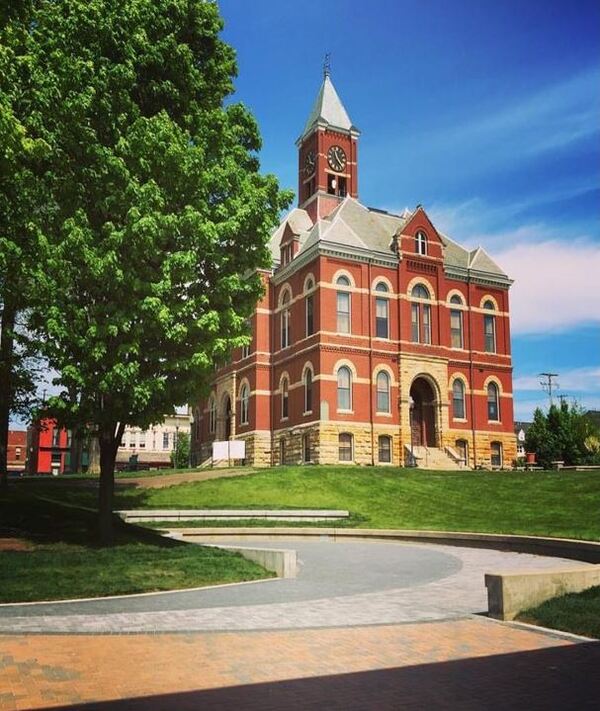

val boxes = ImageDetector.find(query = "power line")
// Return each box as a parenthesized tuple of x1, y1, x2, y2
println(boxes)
(539, 372, 559, 407)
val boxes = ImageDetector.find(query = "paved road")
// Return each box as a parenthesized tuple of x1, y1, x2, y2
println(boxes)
(0, 539, 585, 633)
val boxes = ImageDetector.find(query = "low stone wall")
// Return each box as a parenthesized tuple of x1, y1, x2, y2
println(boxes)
(118, 509, 349, 523)
(485, 566, 600, 621)
(165, 527, 600, 563)
(185, 540, 297, 579)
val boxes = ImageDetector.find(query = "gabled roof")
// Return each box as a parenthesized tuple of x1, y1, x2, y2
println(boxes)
(300, 76, 358, 139)
(268, 198, 511, 284)
(268, 208, 313, 262)
(469, 247, 506, 277)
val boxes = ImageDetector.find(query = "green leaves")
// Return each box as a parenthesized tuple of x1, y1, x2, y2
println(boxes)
(2, 0, 290, 438)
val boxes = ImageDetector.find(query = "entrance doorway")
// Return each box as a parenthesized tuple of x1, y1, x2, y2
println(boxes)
(410, 377, 437, 447)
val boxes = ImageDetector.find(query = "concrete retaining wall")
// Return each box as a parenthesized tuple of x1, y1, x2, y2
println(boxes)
(169, 528, 600, 563)
(178, 537, 297, 579)
(485, 566, 600, 620)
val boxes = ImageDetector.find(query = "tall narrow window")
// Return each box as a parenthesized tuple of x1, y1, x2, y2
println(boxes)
(337, 366, 352, 410)
(375, 282, 389, 339)
(487, 382, 500, 421)
(302, 433, 311, 463)
(281, 377, 289, 419)
(376, 371, 390, 413)
(304, 368, 313, 413)
(410, 284, 432, 344)
(411, 303, 420, 342)
(280, 290, 291, 349)
(338, 433, 353, 461)
(423, 302, 431, 344)
(209, 397, 216, 434)
(306, 293, 314, 336)
(240, 384, 249, 425)
(162, 431, 169, 449)
(378, 435, 392, 463)
(336, 275, 351, 333)
(490, 441, 503, 467)
(483, 300, 496, 353)
(415, 230, 428, 256)
(452, 379, 466, 419)
(450, 295, 464, 349)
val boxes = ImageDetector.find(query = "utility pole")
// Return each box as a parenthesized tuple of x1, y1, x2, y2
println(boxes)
(539, 372, 559, 407)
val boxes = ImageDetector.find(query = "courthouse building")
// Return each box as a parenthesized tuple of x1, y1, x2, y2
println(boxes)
(192, 72, 516, 469)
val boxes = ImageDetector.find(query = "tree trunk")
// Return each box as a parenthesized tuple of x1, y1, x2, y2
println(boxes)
(0, 302, 16, 493)
(97, 422, 125, 545)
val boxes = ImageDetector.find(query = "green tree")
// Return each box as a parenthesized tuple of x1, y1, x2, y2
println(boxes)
(171, 430, 191, 469)
(10, 0, 290, 540)
(0, 3, 49, 490)
(526, 402, 600, 468)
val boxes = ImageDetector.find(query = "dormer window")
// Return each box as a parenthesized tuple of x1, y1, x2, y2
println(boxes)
(280, 243, 293, 266)
(415, 231, 428, 256)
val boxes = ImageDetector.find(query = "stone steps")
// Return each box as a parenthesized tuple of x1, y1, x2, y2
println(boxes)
(410, 446, 464, 471)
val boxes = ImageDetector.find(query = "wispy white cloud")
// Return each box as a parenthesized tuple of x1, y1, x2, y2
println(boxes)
(514, 367, 600, 393)
(425, 64, 600, 162)
(495, 238, 600, 334)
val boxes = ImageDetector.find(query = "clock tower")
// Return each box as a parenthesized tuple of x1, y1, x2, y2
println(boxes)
(296, 70, 360, 221)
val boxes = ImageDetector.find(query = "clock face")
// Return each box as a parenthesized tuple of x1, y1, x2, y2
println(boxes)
(327, 145, 347, 172)
(304, 150, 316, 175)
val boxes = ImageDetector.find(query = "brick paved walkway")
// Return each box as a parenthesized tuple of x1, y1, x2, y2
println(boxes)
(1, 618, 599, 710)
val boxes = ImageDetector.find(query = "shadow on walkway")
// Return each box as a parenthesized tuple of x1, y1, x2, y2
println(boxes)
(38, 641, 600, 710)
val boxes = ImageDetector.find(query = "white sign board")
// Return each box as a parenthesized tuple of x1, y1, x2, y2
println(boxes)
(212, 440, 246, 461)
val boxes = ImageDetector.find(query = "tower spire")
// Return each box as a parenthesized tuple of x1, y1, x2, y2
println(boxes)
(323, 52, 331, 79)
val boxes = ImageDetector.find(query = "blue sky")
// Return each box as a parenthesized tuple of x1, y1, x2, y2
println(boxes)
(220, 0, 600, 420)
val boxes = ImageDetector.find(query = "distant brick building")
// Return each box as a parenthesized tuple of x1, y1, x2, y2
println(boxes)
(192, 72, 516, 470)
(7, 430, 27, 472)
(27, 419, 73, 475)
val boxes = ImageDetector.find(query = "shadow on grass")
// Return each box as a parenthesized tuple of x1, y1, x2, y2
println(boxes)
(30, 642, 600, 710)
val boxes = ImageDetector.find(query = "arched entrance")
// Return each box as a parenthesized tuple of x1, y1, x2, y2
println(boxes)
(410, 377, 437, 447)
(222, 394, 232, 440)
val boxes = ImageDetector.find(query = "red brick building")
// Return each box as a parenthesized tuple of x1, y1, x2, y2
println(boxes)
(7, 430, 27, 472)
(27, 419, 73, 475)
(192, 73, 516, 469)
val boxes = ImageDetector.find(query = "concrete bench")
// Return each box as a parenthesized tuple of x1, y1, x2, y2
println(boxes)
(118, 509, 350, 523)
(485, 565, 600, 620)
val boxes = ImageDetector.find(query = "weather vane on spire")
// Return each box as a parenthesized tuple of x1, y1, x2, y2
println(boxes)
(323, 52, 331, 79)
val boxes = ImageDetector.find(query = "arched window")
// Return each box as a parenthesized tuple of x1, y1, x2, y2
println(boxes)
(375, 282, 389, 339)
(415, 230, 428, 256)
(490, 441, 503, 467)
(305, 280, 315, 337)
(452, 379, 466, 419)
(410, 284, 432, 344)
(337, 366, 352, 410)
(449, 295, 464, 349)
(304, 368, 313, 413)
(281, 376, 289, 419)
(280, 290, 291, 349)
(483, 300, 496, 353)
(338, 433, 353, 462)
(239, 384, 249, 425)
(487, 382, 499, 421)
(336, 275, 351, 333)
(209, 396, 216, 434)
(376, 371, 390, 413)
(378, 435, 392, 463)
(302, 433, 311, 463)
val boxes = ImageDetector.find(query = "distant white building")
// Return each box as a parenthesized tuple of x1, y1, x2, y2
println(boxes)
(116, 410, 190, 469)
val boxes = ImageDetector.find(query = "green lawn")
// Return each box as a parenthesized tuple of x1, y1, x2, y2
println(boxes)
(0, 492, 272, 603)
(18, 465, 600, 541)
(518, 586, 600, 639)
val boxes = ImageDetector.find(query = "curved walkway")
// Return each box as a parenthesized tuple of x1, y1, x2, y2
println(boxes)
(0, 538, 586, 633)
